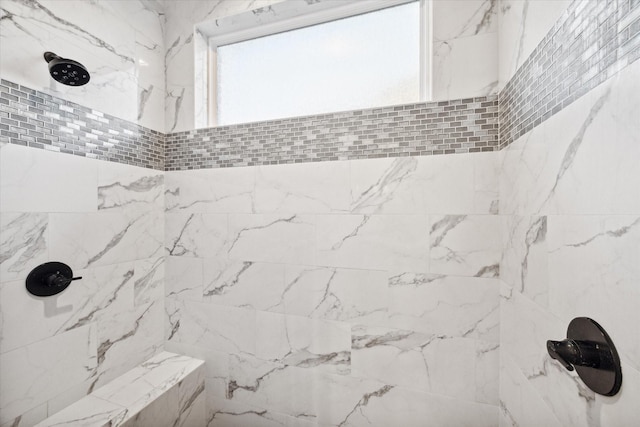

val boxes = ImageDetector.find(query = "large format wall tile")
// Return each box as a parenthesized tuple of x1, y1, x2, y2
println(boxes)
(387, 274, 499, 342)
(0, 143, 165, 425)
(49, 211, 163, 269)
(0, 143, 98, 213)
(429, 214, 501, 277)
(316, 214, 429, 272)
(164, 151, 503, 425)
(0, 212, 48, 282)
(0, 324, 97, 425)
(165, 167, 256, 214)
(499, 40, 640, 426)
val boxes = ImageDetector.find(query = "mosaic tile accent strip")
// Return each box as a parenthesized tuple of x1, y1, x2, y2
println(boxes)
(0, 79, 164, 170)
(499, 0, 640, 148)
(165, 97, 499, 170)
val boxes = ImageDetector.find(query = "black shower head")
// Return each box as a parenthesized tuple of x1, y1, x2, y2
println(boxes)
(44, 51, 90, 86)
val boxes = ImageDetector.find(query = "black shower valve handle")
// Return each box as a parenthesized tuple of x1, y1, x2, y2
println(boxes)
(546, 317, 622, 396)
(547, 340, 575, 371)
(45, 272, 82, 288)
(547, 338, 614, 372)
(27, 262, 82, 296)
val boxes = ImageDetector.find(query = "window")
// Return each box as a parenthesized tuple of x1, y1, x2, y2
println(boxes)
(200, 0, 429, 127)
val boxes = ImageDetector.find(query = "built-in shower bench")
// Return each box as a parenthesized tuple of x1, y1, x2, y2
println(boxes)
(35, 352, 205, 427)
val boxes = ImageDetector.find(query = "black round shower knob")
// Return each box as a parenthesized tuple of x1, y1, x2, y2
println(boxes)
(25, 262, 82, 297)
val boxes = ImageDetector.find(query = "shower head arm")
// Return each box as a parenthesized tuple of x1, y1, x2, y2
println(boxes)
(44, 51, 61, 63)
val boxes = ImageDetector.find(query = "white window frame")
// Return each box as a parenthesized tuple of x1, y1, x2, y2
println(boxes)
(197, 0, 431, 128)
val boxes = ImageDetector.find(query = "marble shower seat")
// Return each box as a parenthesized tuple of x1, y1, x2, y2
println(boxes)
(35, 352, 205, 427)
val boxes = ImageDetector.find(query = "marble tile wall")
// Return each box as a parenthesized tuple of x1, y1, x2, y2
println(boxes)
(0, 142, 165, 427)
(432, 0, 499, 100)
(498, 0, 640, 425)
(164, 151, 502, 426)
(0, 0, 165, 132)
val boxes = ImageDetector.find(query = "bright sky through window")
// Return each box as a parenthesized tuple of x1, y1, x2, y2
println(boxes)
(217, 2, 420, 126)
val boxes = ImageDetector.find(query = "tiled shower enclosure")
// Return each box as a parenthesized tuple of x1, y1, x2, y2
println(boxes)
(1, 0, 639, 426)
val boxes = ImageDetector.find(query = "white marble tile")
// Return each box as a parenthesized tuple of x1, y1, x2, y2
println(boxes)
(45, 378, 97, 423)
(0, 143, 97, 213)
(133, 257, 165, 306)
(207, 397, 313, 427)
(165, 168, 256, 214)
(432, 32, 498, 101)
(227, 353, 315, 420)
(316, 214, 428, 272)
(547, 215, 640, 371)
(499, 351, 563, 427)
(318, 380, 498, 427)
(429, 214, 501, 277)
(596, 362, 640, 426)
(433, 0, 497, 42)
(501, 286, 598, 427)
(166, 84, 193, 133)
(255, 311, 351, 375)
(97, 160, 164, 214)
(498, 121, 551, 216)
(0, 212, 48, 282)
(313, 372, 388, 427)
(0, 262, 134, 354)
(474, 152, 501, 214)
(39, 352, 205, 427)
(0, 324, 97, 425)
(202, 260, 285, 311)
(165, 213, 228, 258)
(255, 161, 351, 214)
(500, 215, 548, 306)
(166, 298, 255, 355)
(35, 396, 126, 427)
(349, 157, 425, 214)
(349, 325, 433, 392)
(0, 403, 48, 427)
(161, 343, 230, 399)
(279, 265, 389, 326)
(93, 300, 164, 391)
(387, 274, 499, 342)
(165, 256, 203, 301)
(417, 153, 496, 214)
(351, 324, 493, 403)
(228, 214, 316, 265)
(103, 355, 204, 423)
(49, 211, 163, 269)
(475, 340, 500, 405)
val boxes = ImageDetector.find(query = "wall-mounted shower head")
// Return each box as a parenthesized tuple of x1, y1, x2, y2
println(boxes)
(44, 52, 90, 86)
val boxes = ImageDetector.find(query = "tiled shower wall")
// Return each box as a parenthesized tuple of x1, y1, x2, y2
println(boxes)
(164, 152, 502, 425)
(0, 1, 166, 426)
(0, 143, 165, 426)
(498, 0, 640, 425)
(1, 0, 639, 427)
